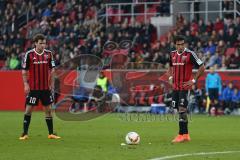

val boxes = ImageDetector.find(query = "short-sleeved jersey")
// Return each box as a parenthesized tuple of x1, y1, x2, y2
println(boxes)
(169, 48, 203, 91)
(22, 49, 55, 90)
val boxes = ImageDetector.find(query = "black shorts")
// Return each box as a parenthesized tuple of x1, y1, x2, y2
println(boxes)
(171, 90, 189, 109)
(26, 90, 54, 106)
(208, 88, 219, 100)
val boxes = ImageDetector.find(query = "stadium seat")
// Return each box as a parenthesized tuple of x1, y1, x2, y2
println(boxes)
(0, 60, 5, 69)
(128, 86, 137, 105)
(157, 95, 164, 103)
(136, 15, 145, 23)
(225, 47, 236, 56)
(139, 85, 151, 105)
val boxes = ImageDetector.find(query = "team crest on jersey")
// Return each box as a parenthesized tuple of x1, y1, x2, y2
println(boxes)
(181, 56, 187, 62)
(22, 62, 26, 68)
(44, 54, 48, 59)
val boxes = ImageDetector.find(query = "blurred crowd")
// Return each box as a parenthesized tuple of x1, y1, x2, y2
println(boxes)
(0, 0, 239, 71)
(189, 81, 240, 116)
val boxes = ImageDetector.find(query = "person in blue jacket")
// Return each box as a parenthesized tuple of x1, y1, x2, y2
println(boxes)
(222, 82, 234, 114)
(205, 67, 222, 114)
(231, 88, 240, 112)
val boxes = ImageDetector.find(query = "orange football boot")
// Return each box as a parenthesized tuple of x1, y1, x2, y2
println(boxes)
(183, 134, 191, 142)
(171, 134, 185, 143)
(48, 134, 61, 139)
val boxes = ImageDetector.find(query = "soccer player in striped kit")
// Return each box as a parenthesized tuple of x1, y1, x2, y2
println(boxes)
(19, 34, 60, 140)
(168, 35, 205, 143)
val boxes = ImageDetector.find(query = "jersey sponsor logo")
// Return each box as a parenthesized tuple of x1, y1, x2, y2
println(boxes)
(173, 62, 185, 65)
(33, 61, 48, 64)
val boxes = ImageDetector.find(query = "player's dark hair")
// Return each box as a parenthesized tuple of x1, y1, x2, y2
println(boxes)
(174, 35, 185, 44)
(33, 33, 46, 43)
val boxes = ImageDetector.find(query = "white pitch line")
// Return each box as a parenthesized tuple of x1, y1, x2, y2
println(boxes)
(149, 150, 240, 160)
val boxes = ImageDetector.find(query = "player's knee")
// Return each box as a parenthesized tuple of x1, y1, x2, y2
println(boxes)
(179, 106, 187, 112)
(25, 111, 32, 116)
(25, 106, 33, 115)
(179, 107, 188, 122)
(47, 110, 52, 116)
(179, 111, 188, 122)
(25, 108, 32, 114)
(45, 112, 52, 117)
(44, 109, 52, 117)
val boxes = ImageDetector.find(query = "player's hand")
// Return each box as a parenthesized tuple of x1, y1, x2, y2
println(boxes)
(182, 80, 194, 88)
(49, 85, 55, 93)
(168, 76, 173, 86)
(24, 83, 30, 94)
(169, 79, 173, 86)
(168, 106, 174, 114)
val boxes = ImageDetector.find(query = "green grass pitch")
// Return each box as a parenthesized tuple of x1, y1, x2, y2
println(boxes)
(0, 112, 240, 160)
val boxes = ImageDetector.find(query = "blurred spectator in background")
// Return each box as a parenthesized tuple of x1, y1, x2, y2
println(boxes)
(8, 53, 20, 70)
(204, 40, 216, 56)
(157, 0, 170, 16)
(90, 85, 105, 113)
(222, 82, 234, 114)
(189, 84, 202, 113)
(227, 51, 240, 69)
(97, 71, 110, 94)
(231, 88, 240, 114)
(0, 44, 6, 60)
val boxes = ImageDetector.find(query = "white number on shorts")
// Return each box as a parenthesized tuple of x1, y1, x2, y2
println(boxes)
(29, 97, 36, 104)
(50, 95, 53, 102)
(172, 101, 176, 108)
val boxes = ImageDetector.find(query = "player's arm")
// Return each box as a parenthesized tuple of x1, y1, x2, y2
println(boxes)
(22, 70, 29, 94)
(183, 51, 205, 87)
(49, 52, 56, 90)
(50, 68, 55, 90)
(205, 74, 209, 95)
(166, 67, 173, 80)
(22, 52, 30, 94)
(193, 64, 205, 83)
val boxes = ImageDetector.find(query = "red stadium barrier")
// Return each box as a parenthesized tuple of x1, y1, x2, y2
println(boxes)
(0, 71, 25, 111)
(0, 71, 46, 111)
(0, 70, 239, 110)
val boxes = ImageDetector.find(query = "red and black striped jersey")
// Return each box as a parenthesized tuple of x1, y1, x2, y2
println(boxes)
(22, 48, 55, 91)
(169, 48, 203, 91)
